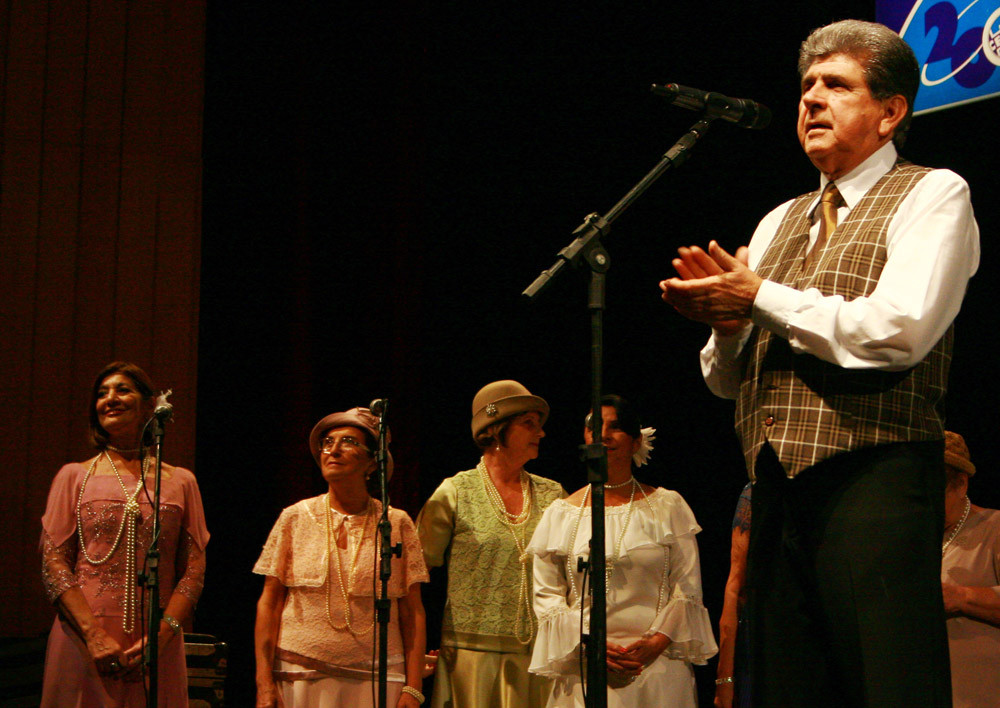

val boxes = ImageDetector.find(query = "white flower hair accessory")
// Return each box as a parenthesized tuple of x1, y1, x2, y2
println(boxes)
(633, 426, 656, 467)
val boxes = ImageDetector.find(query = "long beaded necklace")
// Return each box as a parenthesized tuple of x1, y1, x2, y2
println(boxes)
(324, 495, 375, 635)
(76, 450, 149, 633)
(480, 458, 532, 523)
(942, 495, 971, 557)
(477, 458, 535, 644)
(565, 481, 668, 618)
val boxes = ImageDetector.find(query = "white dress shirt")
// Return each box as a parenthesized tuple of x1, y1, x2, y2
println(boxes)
(701, 142, 980, 400)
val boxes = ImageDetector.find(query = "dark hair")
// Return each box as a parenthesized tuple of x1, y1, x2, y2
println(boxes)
(945, 465, 968, 491)
(365, 456, 386, 497)
(798, 20, 919, 148)
(358, 432, 381, 497)
(584, 394, 642, 440)
(88, 361, 156, 448)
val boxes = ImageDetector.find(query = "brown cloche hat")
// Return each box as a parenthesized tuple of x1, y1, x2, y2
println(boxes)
(944, 430, 975, 477)
(470, 380, 549, 440)
(308, 407, 393, 479)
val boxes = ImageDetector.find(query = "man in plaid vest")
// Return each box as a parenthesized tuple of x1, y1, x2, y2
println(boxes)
(661, 20, 980, 708)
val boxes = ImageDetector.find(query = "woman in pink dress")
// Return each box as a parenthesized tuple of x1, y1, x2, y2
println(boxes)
(253, 407, 429, 708)
(39, 361, 210, 707)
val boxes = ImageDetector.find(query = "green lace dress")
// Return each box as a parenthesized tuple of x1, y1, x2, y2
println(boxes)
(418, 464, 564, 708)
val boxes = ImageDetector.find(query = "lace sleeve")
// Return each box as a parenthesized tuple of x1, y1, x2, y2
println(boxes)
(41, 530, 79, 603)
(396, 511, 430, 592)
(172, 529, 206, 605)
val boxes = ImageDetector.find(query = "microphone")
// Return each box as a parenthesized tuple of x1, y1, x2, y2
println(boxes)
(369, 399, 388, 417)
(650, 83, 771, 129)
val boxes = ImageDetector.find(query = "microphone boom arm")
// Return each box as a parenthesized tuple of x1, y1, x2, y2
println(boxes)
(523, 115, 715, 299)
(519, 111, 721, 708)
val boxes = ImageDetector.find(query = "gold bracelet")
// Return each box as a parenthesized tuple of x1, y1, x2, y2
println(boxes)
(715, 676, 734, 685)
(162, 614, 182, 636)
(401, 686, 425, 704)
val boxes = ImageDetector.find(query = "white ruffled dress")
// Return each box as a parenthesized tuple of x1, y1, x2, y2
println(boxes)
(527, 487, 717, 707)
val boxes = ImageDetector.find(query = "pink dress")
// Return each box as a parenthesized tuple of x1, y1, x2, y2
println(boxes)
(253, 495, 428, 707)
(40, 461, 210, 708)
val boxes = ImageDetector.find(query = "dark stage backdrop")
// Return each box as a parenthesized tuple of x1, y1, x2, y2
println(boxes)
(199, 1, 1000, 704)
(3, 0, 989, 705)
(0, 0, 204, 638)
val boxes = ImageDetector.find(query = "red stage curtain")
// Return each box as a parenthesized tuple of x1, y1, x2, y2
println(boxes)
(0, 0, 205, 637)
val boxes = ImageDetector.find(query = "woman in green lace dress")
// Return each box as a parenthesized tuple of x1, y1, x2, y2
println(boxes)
(417, 380, 565, 708)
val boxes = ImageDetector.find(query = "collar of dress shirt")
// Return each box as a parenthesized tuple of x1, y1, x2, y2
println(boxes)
(808, 141, 898, 218)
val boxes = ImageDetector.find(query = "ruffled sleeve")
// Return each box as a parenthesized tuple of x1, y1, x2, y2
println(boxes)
(527, 500, 582, 678)
(415, 478, 457, 569)
(644, 490, 718, 665)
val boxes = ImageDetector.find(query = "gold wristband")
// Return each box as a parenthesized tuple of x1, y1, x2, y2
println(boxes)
(401, 686, 425, 704)
(715, 676, 734, 685)
(162, 614, 182, 636)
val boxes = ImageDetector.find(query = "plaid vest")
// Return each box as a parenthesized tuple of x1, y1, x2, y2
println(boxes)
(735, 160, 951, 478)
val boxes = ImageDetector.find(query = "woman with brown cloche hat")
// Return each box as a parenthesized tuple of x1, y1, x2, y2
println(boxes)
(940, 430, 1000, 708)
(253, 407, 430, 708)
(417, 380, 565, 708)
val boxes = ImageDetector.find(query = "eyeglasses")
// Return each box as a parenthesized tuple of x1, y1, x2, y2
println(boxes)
(320, 434, 370, 455)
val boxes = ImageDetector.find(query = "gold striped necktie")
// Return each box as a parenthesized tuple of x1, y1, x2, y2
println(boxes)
(805, 181, 844, 268)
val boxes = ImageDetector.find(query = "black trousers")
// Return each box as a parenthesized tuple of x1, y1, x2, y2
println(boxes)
(747, 441, 951, 708)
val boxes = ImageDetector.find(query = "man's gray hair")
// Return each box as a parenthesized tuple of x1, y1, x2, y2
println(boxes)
(798, 19, 919, 148)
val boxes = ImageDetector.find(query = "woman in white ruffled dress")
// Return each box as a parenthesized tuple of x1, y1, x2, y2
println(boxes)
(527, 395, 717, 707)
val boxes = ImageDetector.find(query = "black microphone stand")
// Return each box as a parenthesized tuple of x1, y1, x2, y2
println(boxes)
(142, 415, 167, 708)
(523, 114, 717, 708)
(373, 401, 401, 708)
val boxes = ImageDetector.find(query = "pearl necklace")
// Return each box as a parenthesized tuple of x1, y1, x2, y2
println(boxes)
(107, 444, 144, 455)
(479, 458, 532, 524)
(76, 450, 149, 633)
(477, 459, 535, 644)
(325, 495, 375, 635)
(604, 476, 636, 489)
(566, 482, 668, 619)
(942, 496, 971, 557)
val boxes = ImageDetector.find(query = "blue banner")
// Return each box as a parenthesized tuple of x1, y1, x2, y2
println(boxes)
(877, 0, 1000, 114)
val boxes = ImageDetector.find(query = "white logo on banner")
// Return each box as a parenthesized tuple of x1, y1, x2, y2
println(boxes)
(985, 7, 1000, 66)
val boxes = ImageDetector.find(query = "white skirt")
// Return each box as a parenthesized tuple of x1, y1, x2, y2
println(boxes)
(546, 654, 697, 708)
(277, 657, 404, 708)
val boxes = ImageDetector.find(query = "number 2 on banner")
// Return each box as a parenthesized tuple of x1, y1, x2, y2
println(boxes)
(922, 1, 997, 88)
